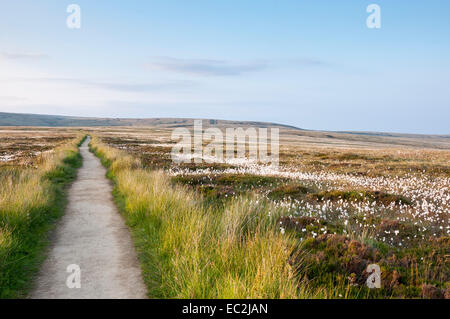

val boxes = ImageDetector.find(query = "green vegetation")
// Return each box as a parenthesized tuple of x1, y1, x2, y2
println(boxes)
(309, 190, 411, 206)
(0, 124, 448, 299)
(93, 129, 449, 299)
(268, 184, 313, 200)
(172, 174, 290, 207)
(0, 135, 85, 298)
(90, 137, 312, 298)
(292, 234, 449, 298)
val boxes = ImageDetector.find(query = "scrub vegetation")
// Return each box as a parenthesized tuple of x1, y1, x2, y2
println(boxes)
(1, 124, 448, 299)
(0, 130, 85, 298)
(90, 126, 449, 299)
(90, 137, 306, 298)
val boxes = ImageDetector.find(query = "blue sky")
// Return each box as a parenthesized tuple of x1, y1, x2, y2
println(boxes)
(0, 0, 449, 133)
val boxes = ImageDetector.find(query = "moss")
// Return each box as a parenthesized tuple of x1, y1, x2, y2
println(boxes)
(290, 232, 450, 298)
(268, 184, 313, 200)
(309, 190, 411, 206)
(215, 174, 283, 187)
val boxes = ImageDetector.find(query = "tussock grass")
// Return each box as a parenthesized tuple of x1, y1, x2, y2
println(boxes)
(90, 136, 312, 298)
(0, 134, 85, 298)
(89, 128, 450, 298)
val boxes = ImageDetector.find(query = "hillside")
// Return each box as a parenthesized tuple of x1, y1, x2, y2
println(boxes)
(1, 112, 449, 149)
(0, 112, 299, 130)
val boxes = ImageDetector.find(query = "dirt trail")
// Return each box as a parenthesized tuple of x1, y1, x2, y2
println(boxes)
(31, 137, 147, 299)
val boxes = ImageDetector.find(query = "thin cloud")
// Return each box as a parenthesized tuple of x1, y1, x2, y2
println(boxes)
(0, 96, 27, 101)
(145, 57, 268, 76)
(92, 80, 196, 92)
(8, 77, 196, 92)
(1, 52, 48, 60)
(290, 57, 330, 67)
(145, 56, 329, 76)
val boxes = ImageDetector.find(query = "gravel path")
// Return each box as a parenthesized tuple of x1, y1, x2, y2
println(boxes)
(30, 137, 147, 299)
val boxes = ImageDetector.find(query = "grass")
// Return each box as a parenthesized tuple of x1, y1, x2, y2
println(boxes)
(92, 131, 450, 298)
(0, 134, 85, 298)
(0, 125, 448, 299)
(308, 190, 411, 206)
(0, 129, 78, 167)
(267, 184, 314, 201)
(90, 136, 313, 298)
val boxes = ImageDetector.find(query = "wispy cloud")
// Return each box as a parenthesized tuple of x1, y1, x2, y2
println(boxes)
(145, 56, 329, 76)
(8, 77, 196, 92)
(289, 58, 330, 67)
(1, 52, 48, 60)
(95, 81, 196, 92)
(145, 57, 268, 76)
(0, 96, 27, 101)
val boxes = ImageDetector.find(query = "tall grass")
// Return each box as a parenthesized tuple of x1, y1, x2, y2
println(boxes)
(0, 134, 85, 298)
(90, 136, 312, 298)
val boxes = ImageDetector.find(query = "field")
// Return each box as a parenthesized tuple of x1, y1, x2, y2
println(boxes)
(0, 128, 84, 298)
(0, 124, 448, 299)
(0, 128, 81, 166)
(90, 126, 449, 298)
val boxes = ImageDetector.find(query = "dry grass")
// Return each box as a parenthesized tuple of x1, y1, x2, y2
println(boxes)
(0, 128, 81, 167)
(2, 124, 448, 299)
(0, 131, 85, 298)
(90, 126, 449, 298)
(90, 136, 312, 298)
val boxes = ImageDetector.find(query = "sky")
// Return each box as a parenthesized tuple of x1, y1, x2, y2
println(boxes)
(0, 0, 449, 134)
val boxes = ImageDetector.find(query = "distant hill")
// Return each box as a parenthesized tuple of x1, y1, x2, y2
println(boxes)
(0, 112, 300, 130)
(1, 112, 449, 149)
